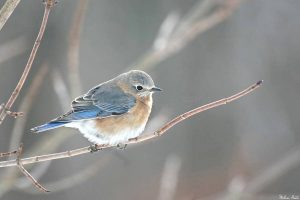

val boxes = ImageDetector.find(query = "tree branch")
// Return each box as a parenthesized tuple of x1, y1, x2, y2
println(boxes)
(0, 150, 17, 157)
(0, 64, 49, 195)
(0, 80, 262, 168)
(20, 155, 111, 194)
(0, 0, 21, 31)
(16, 143, 49, 192)
(9, 64, 48, 150)
(0, 0, 55, 125)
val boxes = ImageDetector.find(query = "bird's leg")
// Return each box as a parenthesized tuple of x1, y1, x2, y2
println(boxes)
(116, 143, 127, 150)
(89, 144, 102, 153)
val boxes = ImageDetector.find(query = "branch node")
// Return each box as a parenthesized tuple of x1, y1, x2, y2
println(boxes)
(16, 143, 23, 165)
(0, 150, 18, 158)
(35, 39, 41, 45)
(16, 143, 50, 193)
(0, 81, 262, 179)
(128, 137, 139, 142)
(116, 143, 127, 150)
(89, 144, 106, 153)
(256, 80, 263, 86)
(42, 0, 58, 8)
(5, 110, 23, 118)
(154, 131, 161, 137)
(0, 0, 52, 125)
(89, 145, 97, 153)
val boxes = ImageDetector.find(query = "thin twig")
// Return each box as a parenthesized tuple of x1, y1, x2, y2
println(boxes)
(0, 0, 55, 125)
(5, 110, 23, 118)
(0, 64, 49, 197)
(0, 150, 17, 157)
(129, 80, 263, 143)
(20, 155, 111, 193)
(16, 143, 49, 192)
(67, 0, 89, 98)
(10, 69, 71, 193)
(0, 0, 21, 31)
(16, 162, 51, 190)
(9, 64, 48, 150)
(0, 80, 262, 168)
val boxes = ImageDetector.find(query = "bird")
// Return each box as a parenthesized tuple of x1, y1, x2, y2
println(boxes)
(30, 70, 162, 146)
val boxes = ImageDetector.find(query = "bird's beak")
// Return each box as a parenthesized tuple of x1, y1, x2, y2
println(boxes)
(150, 86, 162, 92)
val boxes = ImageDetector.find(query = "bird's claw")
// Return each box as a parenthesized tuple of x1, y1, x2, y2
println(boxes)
(89, 144, 100, 153)
(116, 143, 127, 150)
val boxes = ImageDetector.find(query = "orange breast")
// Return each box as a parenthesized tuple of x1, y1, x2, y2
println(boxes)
(95, 95, 152, 136)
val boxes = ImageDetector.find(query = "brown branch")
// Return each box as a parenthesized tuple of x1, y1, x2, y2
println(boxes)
(0, 64, 49, 197)
(0, 0, 55, 125)
(16, 144, 49, 192)
(0, 80, 262, 168)
(129, 80, 263, 143)
(0, 150, 17, 157)
(9, 64, 49, 149)
(21, 155, 111, 194)
(5, 110, 23, 118)
(0, 0, 22, 31)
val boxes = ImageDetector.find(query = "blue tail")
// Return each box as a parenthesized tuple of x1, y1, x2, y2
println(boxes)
(30, 121, 69, 133)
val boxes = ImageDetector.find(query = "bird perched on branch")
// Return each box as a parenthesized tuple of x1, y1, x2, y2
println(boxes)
(31, 70, 162, 146)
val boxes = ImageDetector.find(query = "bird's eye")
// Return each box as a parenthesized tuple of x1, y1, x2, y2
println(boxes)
(136, 85, 143, 91)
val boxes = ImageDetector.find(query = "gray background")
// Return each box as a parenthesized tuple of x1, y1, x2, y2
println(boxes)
(0, 0, 299, 199)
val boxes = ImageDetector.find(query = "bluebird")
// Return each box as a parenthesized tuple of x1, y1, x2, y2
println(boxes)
(31, 70, 162, 146)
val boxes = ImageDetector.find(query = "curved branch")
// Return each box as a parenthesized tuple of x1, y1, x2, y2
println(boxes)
(0, 0, 55, 124)
(9, 64, 48, 149)
(20, 155, 110, 194)
(0, 80, 262, 168)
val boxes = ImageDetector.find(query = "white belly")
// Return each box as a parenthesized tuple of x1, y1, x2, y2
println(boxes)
(65, 120, 146, 145)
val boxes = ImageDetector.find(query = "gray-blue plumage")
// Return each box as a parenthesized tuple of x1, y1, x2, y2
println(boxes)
(31, 81, 136, 133)
(72, 84, 136, 116)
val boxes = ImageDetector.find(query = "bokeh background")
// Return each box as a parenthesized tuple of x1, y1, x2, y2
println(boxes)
(0, 0, 299, 199)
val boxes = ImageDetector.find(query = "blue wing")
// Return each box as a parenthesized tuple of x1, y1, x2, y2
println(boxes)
(31, 83, 136, 133)
(64, 83, 136, 121)
(30, 108, 102, 133)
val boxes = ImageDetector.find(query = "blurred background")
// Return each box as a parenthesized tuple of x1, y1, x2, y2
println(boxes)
(0, 0, 299, 199)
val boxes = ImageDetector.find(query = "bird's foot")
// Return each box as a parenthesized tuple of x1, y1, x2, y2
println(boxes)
(116, 143, 127, 150)
(89, 144, 103, 153)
